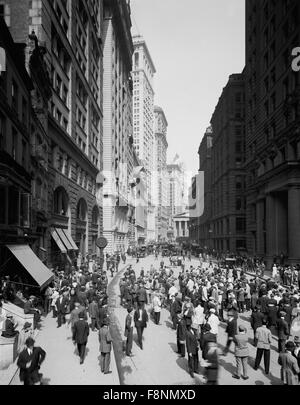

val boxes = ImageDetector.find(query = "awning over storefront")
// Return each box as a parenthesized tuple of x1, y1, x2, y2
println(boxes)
(6, 245, 54, 290)
(56, 228, 73, 251)
(62, 229, 78, 251)
(50, 228, 67, 253)
(50, 227, 78, 252)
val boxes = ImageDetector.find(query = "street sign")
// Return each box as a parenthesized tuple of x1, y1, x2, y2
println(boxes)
(96, 236, 108, 249)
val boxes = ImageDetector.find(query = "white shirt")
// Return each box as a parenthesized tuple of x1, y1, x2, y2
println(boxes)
(207, 314, 219, 335)
(192, 305, 204, 325)
(169, 285, 178, 298)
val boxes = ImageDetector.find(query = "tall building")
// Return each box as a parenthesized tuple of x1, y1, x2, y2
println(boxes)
(154, 105, 168, 241)
(1, 0, 104, 267)
(210, 73, 246, 253)
(245, 0, 300, 265)
(102, 0, 133, 254)
(132, 34, 156, 241)
(190, 126, 213, 247)
(166, 161, 186, 240)
(0, 17, 53, 289)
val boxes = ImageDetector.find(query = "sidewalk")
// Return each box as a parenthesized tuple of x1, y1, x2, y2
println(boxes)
(9, 312, 119, 385)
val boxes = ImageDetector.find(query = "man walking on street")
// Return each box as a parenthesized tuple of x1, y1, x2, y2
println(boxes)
(89, 298, 100, 331)
(250, 306, 265, 346)
(72, 312, 89, 364)
(232, 326, 249, 380)
(124, 307, 134, 357)
(185, 324, 199, 378)
(134, 303, 148, 349)
(254, 319, 272, 374)
(177, 314, 186, 357)
(222, 311, 237, 356)
(99, 319, 112, 374)
(276, 311, 290, 353)
(17, 337, 46, 385)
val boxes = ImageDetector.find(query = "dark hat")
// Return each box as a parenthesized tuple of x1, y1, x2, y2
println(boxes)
(286, 341, 295, 351)
(23, 322, 32, 329)
(78, 312, 85, 319)
(239, 325, 247, 332)
(25, 337, 35, 347)
(203, 323, 211, 332)
(279, 311, 286, 317)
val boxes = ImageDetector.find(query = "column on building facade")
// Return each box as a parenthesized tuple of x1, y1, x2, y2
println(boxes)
(275, 192, 288, 257)
(266, 194, 276, 260)
(256, 199, 265, 255)
(288, 187, 300, 262)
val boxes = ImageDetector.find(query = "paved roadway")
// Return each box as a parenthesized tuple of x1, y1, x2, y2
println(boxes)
(9, 255, 284, 385)
(110, 255, 284, 385)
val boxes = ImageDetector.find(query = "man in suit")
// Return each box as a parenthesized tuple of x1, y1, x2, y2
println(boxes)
(99, 318, 112, 374)
(69, 302, 87, 334)
(24, 296, 41, 329)
(292, 336, 300, 382)
(200, 323, 217, 360)
(254, 319, 272, 374)
(170, 294, 182, 330)
(72, 312, 89, 364)
(98, 303, 108, 328)
(276, 311, 290, 353)
(56, 292, 69, 328)
(17, 337, 46, 385)
(250, 306, 265, 346)
(124, 307, 134, 356)
(222, 312, 237, 356)
(185, 324, 199, 378)
(88, 298, 99, 331)
(134, 304, 148, 349)
(1, 314, 19, 338)
(278, 341, 300, 385)
(136, 282, 148, 309)
(176, 314, 186, 357)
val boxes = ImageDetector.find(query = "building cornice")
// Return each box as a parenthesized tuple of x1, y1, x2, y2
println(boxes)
(133, 35, 156, 73)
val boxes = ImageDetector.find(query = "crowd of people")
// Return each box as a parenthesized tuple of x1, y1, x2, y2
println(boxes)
(1, 247, 300, 385)
(118, 253, 300, 385)
(0, 258, 117, 384)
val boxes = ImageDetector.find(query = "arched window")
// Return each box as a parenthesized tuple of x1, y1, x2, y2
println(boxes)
(76, 198, 87, 221)
(91, 206, 99, 226)
(53, 187, 69, 216)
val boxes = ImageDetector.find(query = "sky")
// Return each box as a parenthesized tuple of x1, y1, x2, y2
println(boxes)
(130, 0, 245, 176)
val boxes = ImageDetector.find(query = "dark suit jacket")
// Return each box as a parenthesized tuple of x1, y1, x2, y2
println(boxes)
(226, 318, 238, 338)
(177, 319, 186, 341)
(72, 319, 89, 344)
(136, 287, 147, 304)
(98, 306, 108, 327)
(56, 297, 69, 314)
(24, 301, 36, 315)
(186, 329, 198, 355)
(17, 346, 46, 382)
(276, 318, 289, 339)
(250, 311, 265, 330)
(134, 308, 148, 328)
(200, 332, 217, 360)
